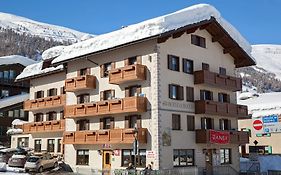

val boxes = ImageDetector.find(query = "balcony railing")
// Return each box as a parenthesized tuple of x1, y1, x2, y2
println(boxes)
(24, 95, 65, 111)
(195, 129, 249, 145)
(65, 96, 147, 118)
(23, 120, 65, 133)
(109, 64, 146, 84)
(63, 128, 147, 144)
(65, 75, 96, 92)
(195, 100, 248, 118)
(194, 70, 242, 91)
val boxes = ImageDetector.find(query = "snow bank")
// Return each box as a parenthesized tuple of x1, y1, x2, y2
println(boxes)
(42, 45, 66, 60)
(6, 128, 23, 135)
(12, 119, 28, 126)
(0, 55, 36, 67)
(52, 4, 254, 64)
(0, 93, 29, 109)
(15, 61, 63, 80)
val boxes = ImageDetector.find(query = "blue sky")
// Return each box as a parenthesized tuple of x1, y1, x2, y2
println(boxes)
(0, 0, 280, 44)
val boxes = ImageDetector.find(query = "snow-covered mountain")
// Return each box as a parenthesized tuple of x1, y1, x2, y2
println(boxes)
(0, 12, 92, 43)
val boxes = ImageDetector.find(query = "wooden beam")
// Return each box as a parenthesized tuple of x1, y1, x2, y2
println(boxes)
(172, 31, 185, 39)
(157, 35, 171, 43)
(223, 47, 237, 54)
(186, 27, 198, 34)
(212, 34, 225, 42)
(199, 23, 210, 30)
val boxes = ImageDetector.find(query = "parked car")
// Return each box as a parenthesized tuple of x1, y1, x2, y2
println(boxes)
(0, 148, 17, 163)
(24, 153, 58, 173)
(8, 150, 28, 168)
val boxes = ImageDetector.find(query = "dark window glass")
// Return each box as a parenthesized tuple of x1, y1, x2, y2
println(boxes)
(219, 67, 226, 75)
(168, 55, 180, 71)
(121, 149, 146, 167)
(169, 84, 184, 100)
(35, 91, 44, 99)
(128, 57, 137, 65)
(104, 90, 114, 100)
(47, 88, 57, 97)
(218, 93, 230, 103)
(80, 68, 88, 76)
(76, 150, 89, 165)
(172, 114, 181, 130)
(219, 119, 231, 130)
(77, 94, 90, 104)
(34, 139, 41, 152)
(200, 90, 213, 100)
(186, 87, 194, 102)
(173, 149, 195, 167)
(47, 112, 56, 121)
(202, 63, 210, 71)
(47, 139, 55, 152)
(220, 148, 231, 164)
(183, 58, 194, 74)
(187, 115, 195, 131)
(201, 117, 214, 130)
(191, 35, 206, 48)
(77, 119, 89, 131)
(57, 139, 62, 153)
(103, 118, 112, 129)
(103, 62, 112, 77)
(35, 113, 43, 122)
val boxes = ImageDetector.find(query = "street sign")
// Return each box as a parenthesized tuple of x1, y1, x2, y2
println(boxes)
(253, 120, 263, 130)
(253, 140, 258, 146)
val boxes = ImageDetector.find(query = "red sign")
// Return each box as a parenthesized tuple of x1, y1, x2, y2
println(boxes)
(253, 120, 263, 130)
(113, 149, 120, 156)
(209, 130, 230, 144)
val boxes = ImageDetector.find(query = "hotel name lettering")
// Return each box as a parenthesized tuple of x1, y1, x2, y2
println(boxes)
(161, 101, 194, 112)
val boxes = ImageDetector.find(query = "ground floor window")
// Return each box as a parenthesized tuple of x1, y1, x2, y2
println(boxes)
(57, 139, 62, 153)
(47, 139, 55, 152)
(17, 137, 29, 147)
(173, 149, 195, 167)
(34, 139, 41, 152)
(76, 150, 89, 165)
(122, 149, 146, 167)
(220, 148, 231, 164)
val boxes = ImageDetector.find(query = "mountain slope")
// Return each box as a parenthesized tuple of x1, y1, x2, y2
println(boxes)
(0, 12, 91, 43)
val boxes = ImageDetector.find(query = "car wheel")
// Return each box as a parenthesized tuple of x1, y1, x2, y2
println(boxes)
(54, 162, 58, 168)
(25, 169, 29, 173)
(38, 166, 43, 173)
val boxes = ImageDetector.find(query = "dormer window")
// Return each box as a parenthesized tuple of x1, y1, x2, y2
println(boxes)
(191, 35, 206, 48)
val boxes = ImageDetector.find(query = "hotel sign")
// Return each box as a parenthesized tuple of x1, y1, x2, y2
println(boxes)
(209, 130, 230, 144)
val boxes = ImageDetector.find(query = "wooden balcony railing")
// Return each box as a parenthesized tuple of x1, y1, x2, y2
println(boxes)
(195, 100, 248, 118)
(63, 128, 147, 144)
(194, 70, 242, 91)
(24, 95, 65, 111)
(195, 129, 249, 145)
(23, 120, 65, 133)
(65, 75, 96, 92)
(65, 96, 147, 118)
(109, 64, 146, 84)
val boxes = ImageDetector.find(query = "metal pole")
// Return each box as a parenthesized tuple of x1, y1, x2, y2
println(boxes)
(134, 137, 137, 175)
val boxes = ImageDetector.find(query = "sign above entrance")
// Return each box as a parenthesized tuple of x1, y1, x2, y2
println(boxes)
(209, 130, 230, 144)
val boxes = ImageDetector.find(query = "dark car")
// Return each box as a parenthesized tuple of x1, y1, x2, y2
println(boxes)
(0, 148, 17, 163)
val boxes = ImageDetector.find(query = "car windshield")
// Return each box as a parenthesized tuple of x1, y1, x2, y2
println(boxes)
(27, 157, 39, 162)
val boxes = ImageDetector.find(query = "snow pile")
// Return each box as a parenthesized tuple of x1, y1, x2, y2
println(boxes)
(12, 119, 28, 126)
(6, 128, 23, 135)
(80, 34, 95, 41)
(0, 55, 36, 67)
(0, 12, 90, 43)
(0, 93, 29, 109)
(52, 4, 253, 64)
(251, 45, 281, 80)
(16, 61, 63, 80)
(42, 45, 65, 60)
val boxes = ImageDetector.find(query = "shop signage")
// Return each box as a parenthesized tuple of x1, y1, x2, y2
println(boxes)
(113, 149, 120, 156)
(146, 151, 155, 159)
(209, 130, 230, 144)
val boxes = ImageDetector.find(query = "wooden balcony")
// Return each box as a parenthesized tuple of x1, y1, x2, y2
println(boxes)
(195, 100, 248, 118)
(24, 95, 65, 111)
(65, 75, 96, 92)
(23, 120, 65, 133)
(195, 129, 249, 145)
(194, 70, 242, 91)
(63, 128, 147, 145)
(109, 64, 146, 84)
(65, 96, 147, 118)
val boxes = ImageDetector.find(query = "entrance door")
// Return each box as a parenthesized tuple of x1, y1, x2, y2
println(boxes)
(103, 150, 112, 172)
(205, 149, 213, 175)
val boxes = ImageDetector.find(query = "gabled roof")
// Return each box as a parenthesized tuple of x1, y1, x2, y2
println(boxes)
(0, 93, 29, 109)
(51, 4, 255, 68)
(0, 55, 36, 67)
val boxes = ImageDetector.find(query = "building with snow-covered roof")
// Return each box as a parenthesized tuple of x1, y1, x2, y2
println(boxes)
(238, 92, 281, 156)
(12, 4, 254, 174)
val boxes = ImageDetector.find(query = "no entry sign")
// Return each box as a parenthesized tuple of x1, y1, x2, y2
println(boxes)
(253, 120, 263, 130)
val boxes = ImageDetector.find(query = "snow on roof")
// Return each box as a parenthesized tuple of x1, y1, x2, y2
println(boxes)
(15, 61, 63, 81)
(0, 55, 36, 67)
(6, 128, 23, 135)
(52, 4, 253, 64)
(42, 45, 66, 61)
(0, 93, 29, 109)
(238, 92, 281, 117)
(12, 119, 27, 126)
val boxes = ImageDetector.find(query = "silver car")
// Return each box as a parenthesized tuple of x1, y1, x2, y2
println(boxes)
(24, 153, 58, 173)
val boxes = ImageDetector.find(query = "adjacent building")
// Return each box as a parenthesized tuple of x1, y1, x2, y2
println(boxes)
(13, 4, 255, 174)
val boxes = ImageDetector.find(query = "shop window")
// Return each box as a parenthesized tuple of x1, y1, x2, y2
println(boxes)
(173, 149, 195, 167)
(121, 149, 146, 167)
(220, 148, 231, 164)
(34, 139, 41, 152)
(76, 150, 89, 165)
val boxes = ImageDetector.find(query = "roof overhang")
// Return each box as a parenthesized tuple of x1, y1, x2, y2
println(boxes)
(15, 68, 65, 82)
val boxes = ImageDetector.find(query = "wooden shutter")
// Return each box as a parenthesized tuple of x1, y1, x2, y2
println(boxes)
(168, 84, 172, 99)
(227, 94, 230, 103)
(137, 56, 142, 64)
(125, 87, 130, 97)
(186, 87, 194, 102)
(124, 59, 129, 66)
(210, 91, 213, 100)
(77, 95, 81, 104)
(110, 117, 114, 129)
(187, 115, 194, 131)
(111, 62, 116, 69)
(136, 86, 141, 96)
(100, 118, 104, 129)
(167, 55, 172, 69)
(125, 116, 130, 128)
(100, 91, 104, 101)
(177, 86, 184, 100)
(211, 118, 214, 129)
(111, 89, 115, 99)
(100, 64, 105, 78)
(137, 115, 142, 128)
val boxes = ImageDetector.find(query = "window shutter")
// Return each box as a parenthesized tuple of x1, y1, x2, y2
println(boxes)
(100, 118, 104, 129)
(228, 120, 232, 130)
(137, 86, 141, 96)
(137, 115, 142, 128)
(168, 55, 172, 69)
(111, 89, 115, 99)
(227, 94, 230, 103)
(191, 35, 196, 45)
(111, 62, 116, 69)
(137, 56, 142, 64)
(100, 91, 104, 101)
(77, 95, 81, 104)
(124, 59, 129, 66)
(86, 68, 91, 75)
(210, 91, 213, 100)
(186, 87, 194, 102)
(211, 118, 214, 129)
(54, 88, 57, 96)
(168, 84, 172, 99)
(100, 65, 105, 78)
(125, 116, 129, 128)
(177, 86, 184, 100)
(110, 117, 114, 129)
(200, 37, 206, 48)
(125, 87, 130, 97)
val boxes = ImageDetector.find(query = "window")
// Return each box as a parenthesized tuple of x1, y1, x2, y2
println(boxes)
(169, 84, 184, 100)
(46, 111, 56, 121)
(172, 114, 181, 130)
(191, 35, 206, 48)
(35, 91, 44, 99)
(47, 139, 55, 152)
(125, 115, 141, 128)
(122, 149, 146, 167)
(201, 117, 214, 130)
(220, 148, 231, 164)
(173, 149, 194, 167)
(187, 115, 195, 131)
(60, 86, 65, 95)
(0, 72, 3, 78)
(77, 94, 90, 104)
(34, 140, 41, 152)
(77, 119, 89, 131)
(168, 55, 180, 71)
(100, 117, 114, 129)
(3, 71, 9, 79)
(200, 90, 213, 100)
(202, 63, 210, 71)
(219, 119, 231, 130)
(35, 113, 43, 122)
(76, 150, 89, 165)
(100, 62, 114, 78)
(219, 67, 226, 75)
(100, 90, 115, 101)
(79, 68, 88, 76)
(186, 87, 194, 102)
(218, 93, 230, 103)
(8, 111, 13, 117)
(17, 137, 29, 147)
(20, 109, 25, 118)
(14, 110, 19, 118)
(57, 139, 62, 153)
(128, 56, 137, 65)
(47, 88, 57, 97)
(59, 111, 64, 120)
(182, 58, 194, 74)
(9, 70, 15, 79)
(125, 85, 141, 97)
(1, 90, 9, 98)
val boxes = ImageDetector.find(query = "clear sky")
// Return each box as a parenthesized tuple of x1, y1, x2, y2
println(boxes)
(0, 0, 280, 45)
